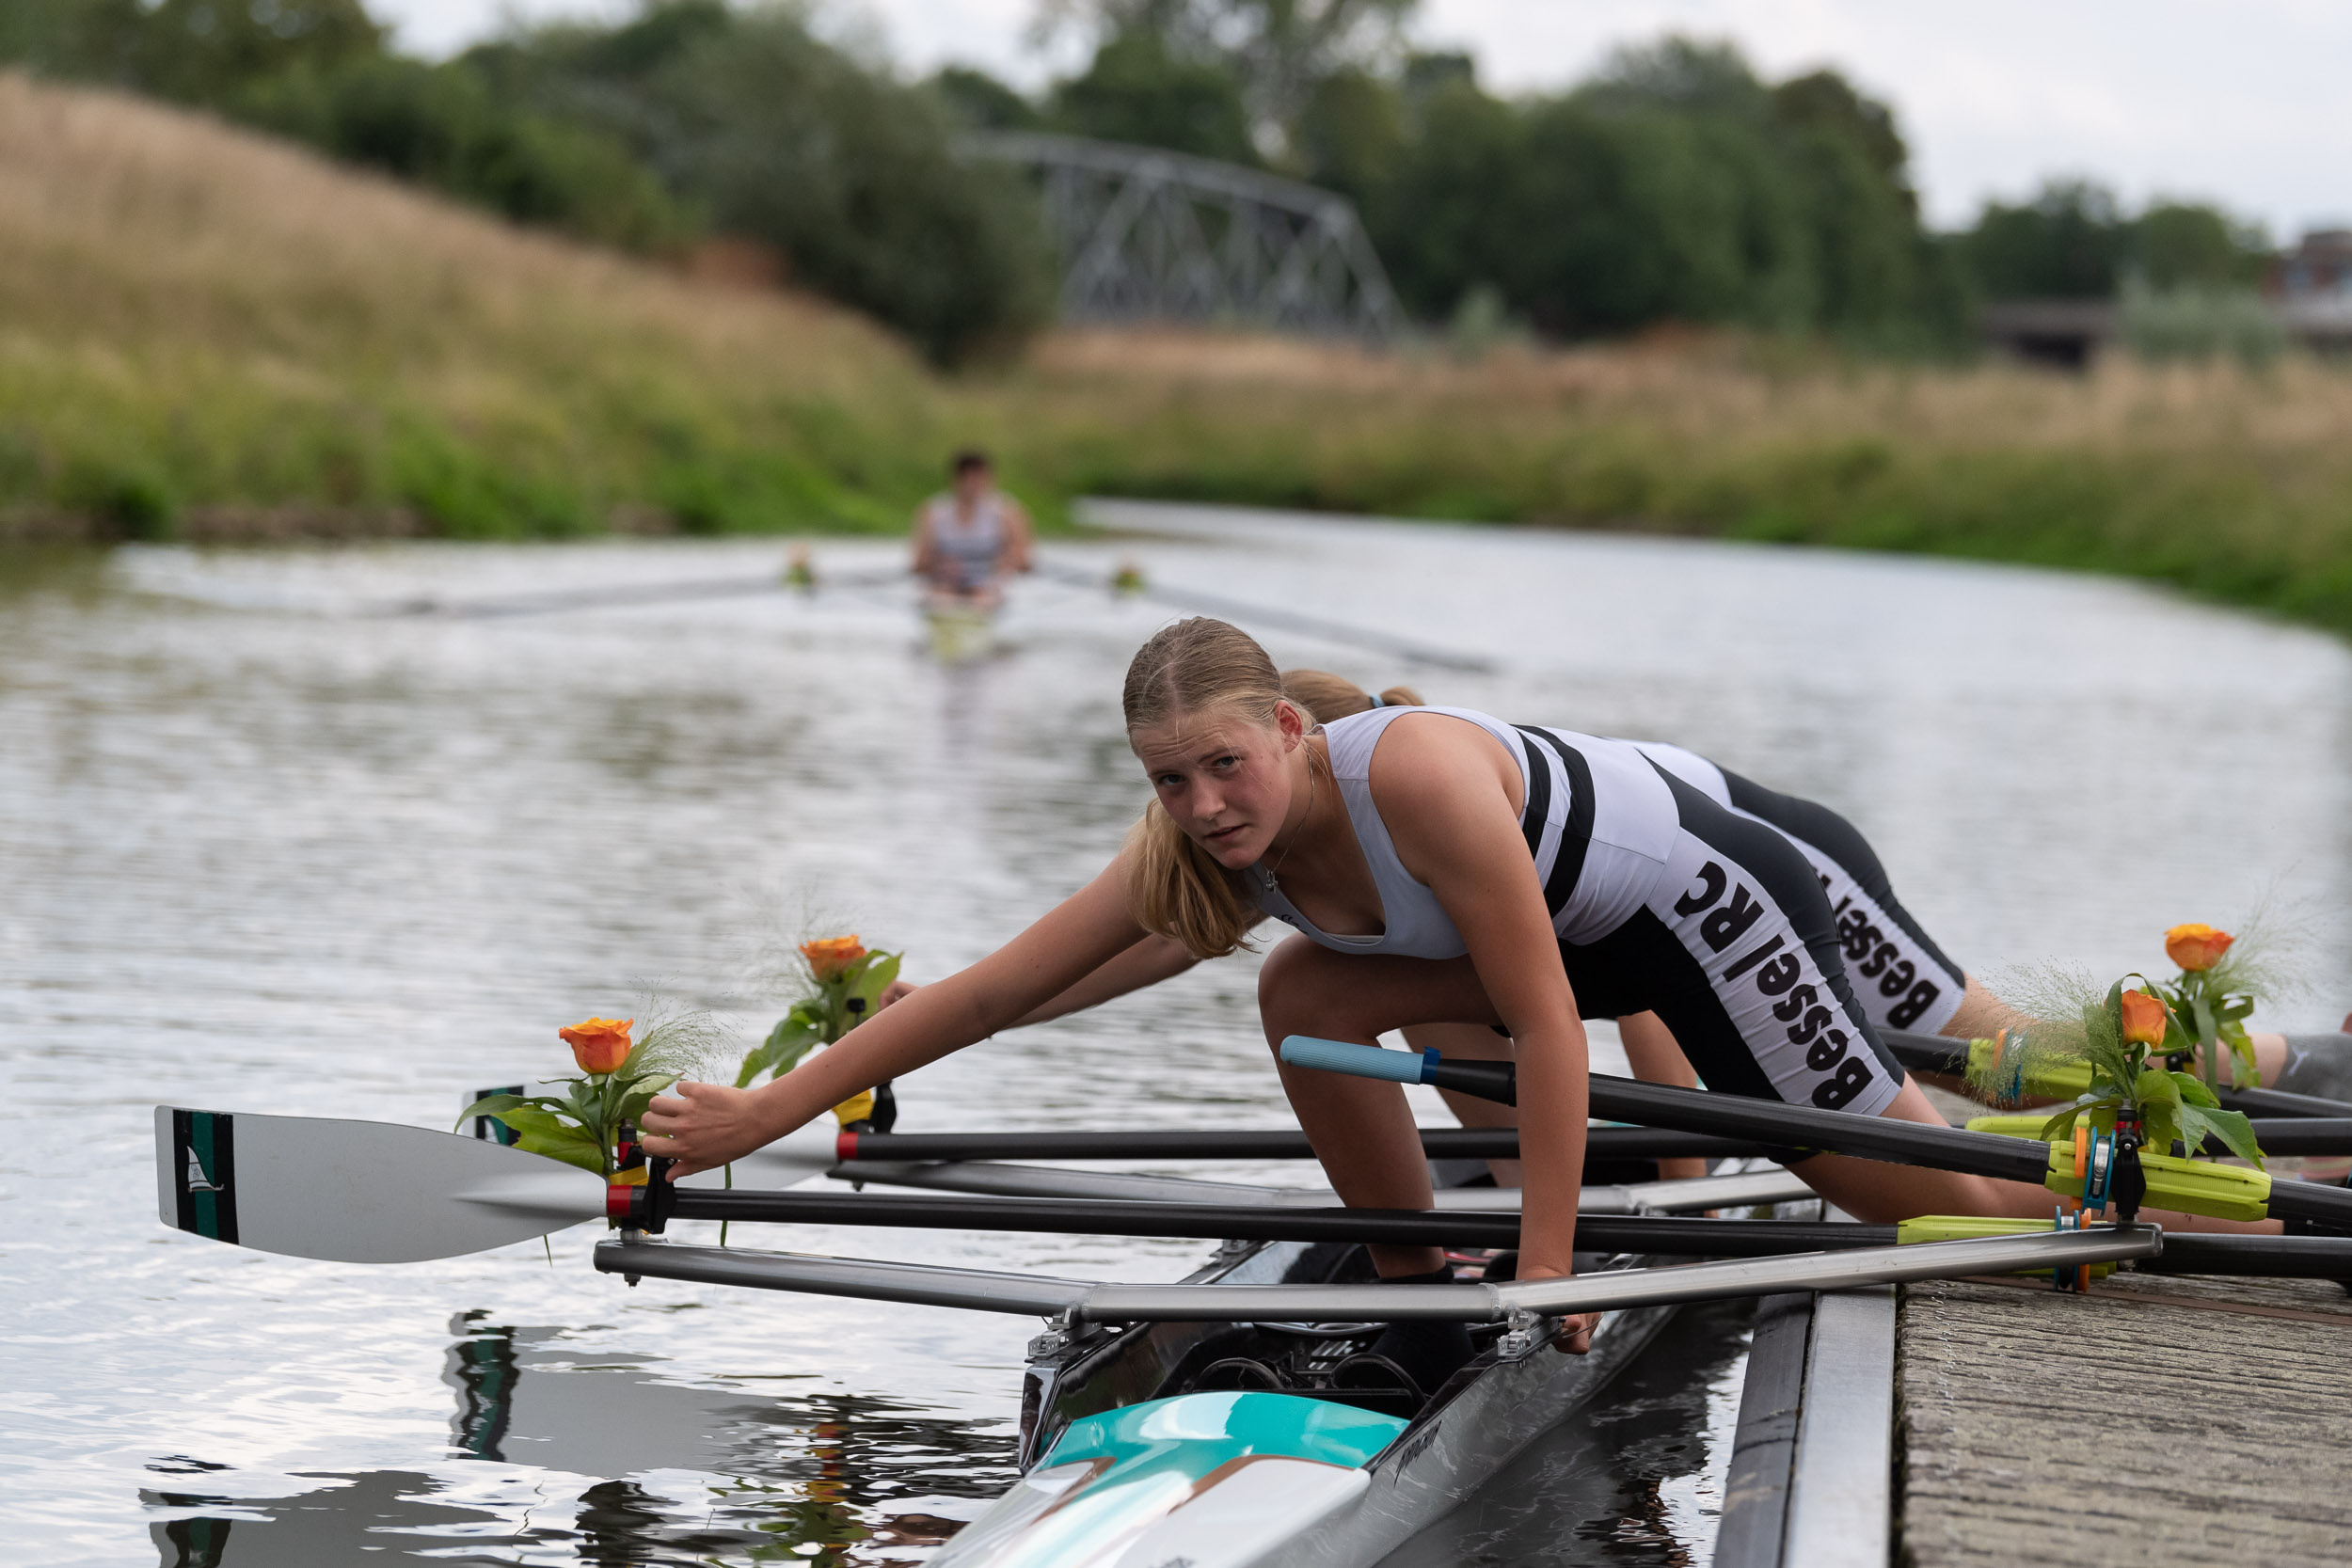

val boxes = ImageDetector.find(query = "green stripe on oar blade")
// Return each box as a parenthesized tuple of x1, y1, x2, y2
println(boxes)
(166, 1108, 239, 1245)
(152, 1106, 607, 1263)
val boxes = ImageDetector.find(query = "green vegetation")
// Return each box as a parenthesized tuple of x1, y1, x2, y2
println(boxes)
(2, 14, 2347, 650)
(7, 71, 2349, 646)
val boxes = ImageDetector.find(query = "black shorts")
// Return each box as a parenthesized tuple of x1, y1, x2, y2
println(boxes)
(1716, 768, 1966, 1035)
(1560, 772, 1907, 1114)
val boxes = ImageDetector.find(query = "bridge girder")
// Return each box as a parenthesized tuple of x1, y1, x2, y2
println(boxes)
(962, 131, 1400, 341)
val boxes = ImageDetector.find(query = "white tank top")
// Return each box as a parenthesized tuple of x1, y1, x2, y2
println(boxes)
(1247, 706, 1684, 958)
(925, 494, 1005, 590)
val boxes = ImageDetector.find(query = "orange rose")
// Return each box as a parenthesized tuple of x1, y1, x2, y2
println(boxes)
(2165, 924, 2233, 973)
(559, 1017, 633, 1075)
(2119, 990, 2169, 1047)
(802, 936, 867, 982)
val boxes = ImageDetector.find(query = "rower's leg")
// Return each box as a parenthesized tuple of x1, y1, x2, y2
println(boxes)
(1405, 1022, 1523, 1187)
(1259, 938, 1501, 1278)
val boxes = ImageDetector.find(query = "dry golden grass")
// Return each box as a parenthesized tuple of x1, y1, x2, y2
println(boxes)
(0, 71, 940, 537)
(5, 73, 2351, 636)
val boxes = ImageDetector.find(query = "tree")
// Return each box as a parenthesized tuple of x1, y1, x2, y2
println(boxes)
(2130, 202, 2269, 289)
(1958, 180, 2129, 299)
(486, 3, 1055, 364)
(932, 65, 1045, 131)
(1052, 30, 1256, 161)
(1040, 0, 1417, 161)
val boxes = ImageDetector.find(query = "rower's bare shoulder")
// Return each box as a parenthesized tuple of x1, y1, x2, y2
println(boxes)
(1366, 713, 1518, 816)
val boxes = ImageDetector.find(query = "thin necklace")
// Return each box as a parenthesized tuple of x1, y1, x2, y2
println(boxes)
(1263, 746, 1317, 884)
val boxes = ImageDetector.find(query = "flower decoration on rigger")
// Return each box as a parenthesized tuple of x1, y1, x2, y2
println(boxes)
(1968, 974, 2265, 1174)
(458, 1007, 724, 1196)
(735, 934, 903, 1130)
(2151, 923, 2259, 1092)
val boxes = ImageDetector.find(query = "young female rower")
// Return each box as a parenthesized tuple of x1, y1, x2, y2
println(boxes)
(1277, 669, 2342, 1120)
(640, 618, 2268, 1366)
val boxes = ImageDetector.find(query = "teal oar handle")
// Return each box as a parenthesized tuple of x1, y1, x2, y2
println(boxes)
(1279, 1037, 1432, 1084)
(1279, 1037, 1518, 1105)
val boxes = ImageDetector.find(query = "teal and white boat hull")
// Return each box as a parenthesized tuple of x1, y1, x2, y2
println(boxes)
(937, 1237, 1674, 1568)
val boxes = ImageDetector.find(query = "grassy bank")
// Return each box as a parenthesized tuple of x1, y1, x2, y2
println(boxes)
(8, 75, 2352, 639)
(981, 332, 2352, 633)
(0, 73, 946, 541)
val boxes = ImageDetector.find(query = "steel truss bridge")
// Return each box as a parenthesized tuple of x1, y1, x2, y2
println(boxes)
(961, 131, 1400, 340)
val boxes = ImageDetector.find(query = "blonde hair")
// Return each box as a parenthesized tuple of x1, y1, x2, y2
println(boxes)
(1121, 619, 1301, 960)
(1279, 669, 1425, 724)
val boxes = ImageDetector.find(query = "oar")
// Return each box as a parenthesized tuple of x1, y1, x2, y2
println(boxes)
(828, 1158, 1816, 1214)
(1880, 1027, 2352, 1119)
(1027, 561, 1496, 673)
(1277, 1039, 2352, 1230)
(625, 1182, 1855, 1252)
(834, 1126, 1782, 1164)
(153, 1107, 835, 1263)
(594, 1226, 2160, 1323)
(375, 565, 909, 621)
(633, 1185, 2352, 1276)
(1282, 1038, 2352, 1156)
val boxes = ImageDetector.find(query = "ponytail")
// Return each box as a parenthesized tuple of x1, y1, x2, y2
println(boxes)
(1280, 668, 1427, 725)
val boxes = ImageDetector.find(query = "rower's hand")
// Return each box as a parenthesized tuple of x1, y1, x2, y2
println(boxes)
(639, 1081, 777, 1179)
(1515, 1264, 1597, 1354)
(876, 979, 919, 1012)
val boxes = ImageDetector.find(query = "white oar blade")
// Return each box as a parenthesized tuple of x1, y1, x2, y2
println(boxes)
(155, 1106, 606, 1263)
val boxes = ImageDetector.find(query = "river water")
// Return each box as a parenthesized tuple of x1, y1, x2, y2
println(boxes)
(6, 501, 2349, 1567)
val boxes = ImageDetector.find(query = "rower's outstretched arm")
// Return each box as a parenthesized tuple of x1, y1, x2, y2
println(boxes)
(1009, 934, 1198, 1025)
(642, 861, 1147, 1176)
(876, 933, 1206, 1027)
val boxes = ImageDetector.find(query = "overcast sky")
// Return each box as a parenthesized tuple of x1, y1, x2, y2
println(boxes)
(373, 0, 2352, 238)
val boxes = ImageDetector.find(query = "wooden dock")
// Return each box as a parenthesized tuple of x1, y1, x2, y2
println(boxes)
(1898, 1268, 2352, 1564)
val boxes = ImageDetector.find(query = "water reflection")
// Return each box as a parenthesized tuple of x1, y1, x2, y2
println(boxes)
(1379, 1300, 1753, 1567)
(6, 510, 2349, 1566)
(144, 1343, 1015, 1567)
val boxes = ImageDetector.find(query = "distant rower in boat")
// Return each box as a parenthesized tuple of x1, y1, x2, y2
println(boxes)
(641, 617, 2289, 1371)
(912, 449, 1033, 614)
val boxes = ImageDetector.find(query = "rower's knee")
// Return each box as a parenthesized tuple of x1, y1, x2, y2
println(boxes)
(1257, 935, 1359, 1045)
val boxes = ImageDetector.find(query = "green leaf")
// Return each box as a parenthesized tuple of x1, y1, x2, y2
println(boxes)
(2135, 1069, 2185, 1154)
(846, 951, 904, 1023)
(519, 1138, 608, 1175)
(2198, 1107, 2266, 1169)
(614, 1075, 681, 1128)
(736, 1014, 824, 1087)
(453, 1092, 558, 1129)
(485, 1105, 608, 1173)
(2169, 1070, 2221, 1109)
(2037, 1092, 2103, 1142)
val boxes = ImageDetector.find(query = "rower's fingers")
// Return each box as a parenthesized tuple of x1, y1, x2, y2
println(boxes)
(1552, 1311, 1597, 1355)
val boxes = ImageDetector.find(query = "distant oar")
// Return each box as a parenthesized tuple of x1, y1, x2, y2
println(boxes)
(1028, 561, 1495, 673)
(371, 566, 907, 621)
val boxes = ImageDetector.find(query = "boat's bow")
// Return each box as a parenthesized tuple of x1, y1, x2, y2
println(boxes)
(935, 1390, 1406, 1568)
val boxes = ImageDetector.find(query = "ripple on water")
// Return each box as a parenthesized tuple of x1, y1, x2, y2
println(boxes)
(5, 508, 2349, 1564)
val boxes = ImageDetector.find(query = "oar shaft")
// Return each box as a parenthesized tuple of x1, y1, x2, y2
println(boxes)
(1280, 1039, 2352, 1229)
(651, 1185, 1888, 1255)
(834, 1127, 1780, 1164)
(1880, 1028, 2352, 1119)
(594, 1227, 2160, 1322)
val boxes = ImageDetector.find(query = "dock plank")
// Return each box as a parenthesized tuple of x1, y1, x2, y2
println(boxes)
(1897, 1272, 2352, 1564)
